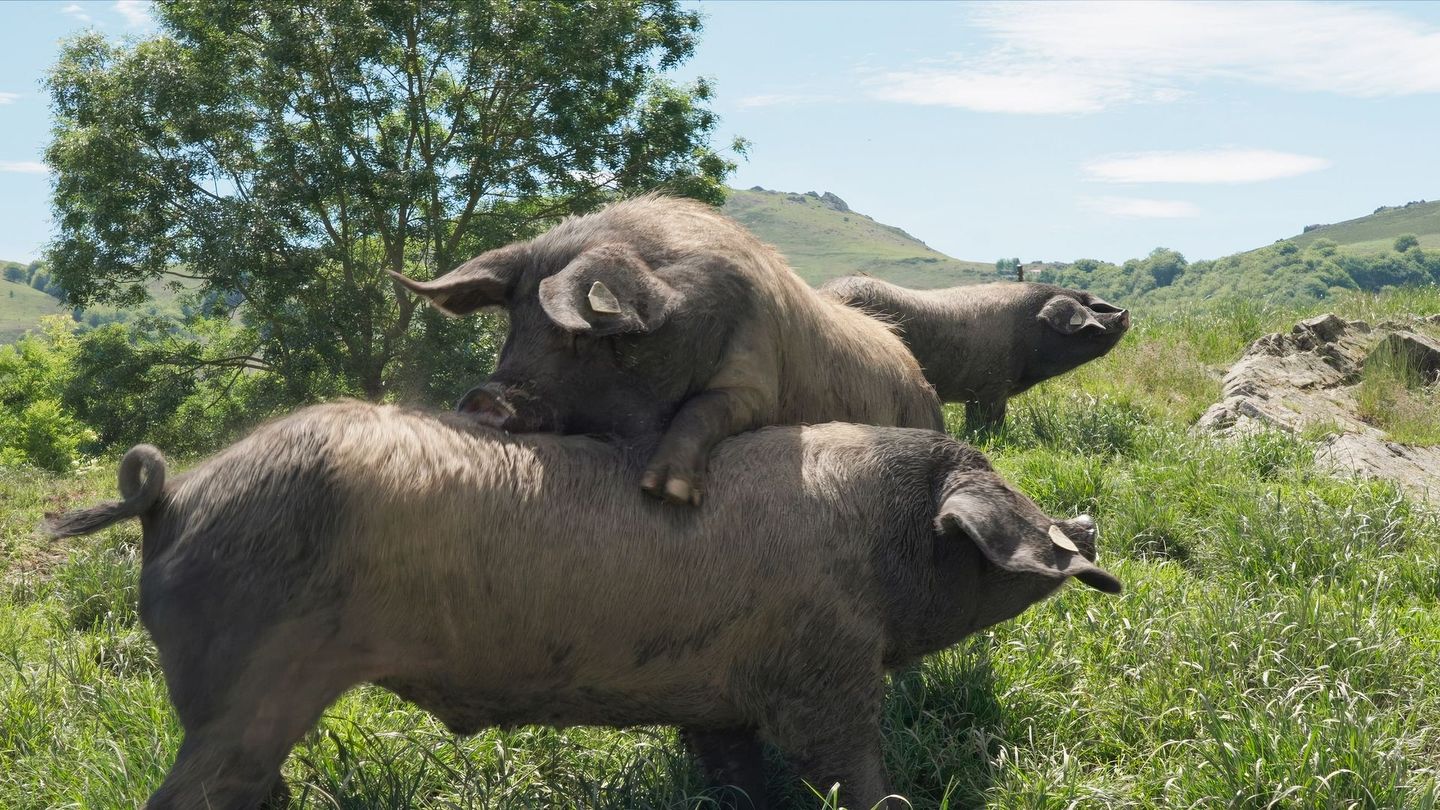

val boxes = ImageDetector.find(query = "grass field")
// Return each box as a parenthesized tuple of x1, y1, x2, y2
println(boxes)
(1289, 201, 1440, 255)
(3, 288, 1440, 808)
(724, 189, 995, 288)
(0, 279, 69, 344)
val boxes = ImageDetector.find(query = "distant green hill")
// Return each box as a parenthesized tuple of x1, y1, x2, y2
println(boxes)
(1, 270, 191, 345)
(1039, 198, 1440, 310)
(723, 187, 995, 288)
(0, 277, 69, 343)
(1289, 200, 1440, 254)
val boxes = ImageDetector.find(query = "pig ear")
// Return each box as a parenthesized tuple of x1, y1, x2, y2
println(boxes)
(1037, 296, 1105, 335)
(537, 243, 682, 336)
(937, 491, 1122, 594)
(389, 244, 527, 316)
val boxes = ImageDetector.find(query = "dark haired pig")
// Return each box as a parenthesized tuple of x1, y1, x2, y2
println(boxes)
(821, 278, 1130, 428)
(47, 402, 1120, 810)
(392, 195, 941, 505)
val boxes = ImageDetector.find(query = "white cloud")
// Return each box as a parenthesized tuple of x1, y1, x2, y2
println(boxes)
(873, 70, 1118, 115)
(61, 3, 93, 23)
(0, 93, 18, 105)
(735, 93, 840, 109)
(0, 161, 49, 174)
(1085, 196, 1201, 219)
(1084, 149, 1331, 184)
(870, 1, 1440, 114)
(113, 0, 151, 27)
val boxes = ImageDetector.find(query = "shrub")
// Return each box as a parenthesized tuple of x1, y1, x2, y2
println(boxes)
(0, 317, 94, 472)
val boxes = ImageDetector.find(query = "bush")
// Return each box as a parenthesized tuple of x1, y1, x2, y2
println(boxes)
(0, 317, 95, 472)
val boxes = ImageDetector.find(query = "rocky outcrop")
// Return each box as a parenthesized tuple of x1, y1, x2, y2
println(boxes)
(1198, 313, 1440, 504)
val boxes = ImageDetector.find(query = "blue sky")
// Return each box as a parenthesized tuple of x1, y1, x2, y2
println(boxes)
(3, 1, 1439, 265)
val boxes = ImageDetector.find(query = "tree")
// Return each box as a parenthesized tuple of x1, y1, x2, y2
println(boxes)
(1135, 247, 1186, 288)
(46, 0, 739, 404)
(1394, 233, 1420, 252)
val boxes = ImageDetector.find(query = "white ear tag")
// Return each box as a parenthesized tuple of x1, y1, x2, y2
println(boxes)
(587, 281, 622, 314)
(1049, 524, 1080, 553)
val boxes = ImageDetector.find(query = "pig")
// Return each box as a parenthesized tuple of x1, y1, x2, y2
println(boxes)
(46, 401, 1121, 810)
(390, 195, 942, 506)
(819, 278, 1131, 429)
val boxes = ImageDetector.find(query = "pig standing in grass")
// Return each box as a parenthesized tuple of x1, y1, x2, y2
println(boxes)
(47, 401, 1120, 810)
(391, 195, 942, 505)
(820, 278, 1131, 429)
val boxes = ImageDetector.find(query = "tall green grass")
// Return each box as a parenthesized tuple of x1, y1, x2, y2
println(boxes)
(3, 288, 1439, 808)
(1355, 330, 1440, 446)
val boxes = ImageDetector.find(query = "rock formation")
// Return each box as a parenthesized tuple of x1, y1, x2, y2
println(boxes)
(1198, 313, 1440, 504)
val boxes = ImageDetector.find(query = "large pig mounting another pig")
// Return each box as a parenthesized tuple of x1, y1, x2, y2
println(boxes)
(392, 195, 942, 505)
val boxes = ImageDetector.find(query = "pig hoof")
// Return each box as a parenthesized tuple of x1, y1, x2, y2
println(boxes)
(641, 468, 703, 506)
(664, 477, 692, 503)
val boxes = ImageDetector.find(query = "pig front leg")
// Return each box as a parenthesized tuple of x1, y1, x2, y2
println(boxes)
(771, 715, 896, 810)
(641, 386, 770, 506)
(683, 726, 771, 809)
(964, 396, 1008, 432)
(792, 734, 896, 810)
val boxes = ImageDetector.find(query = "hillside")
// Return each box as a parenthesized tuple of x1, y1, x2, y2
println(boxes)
(723, 187, 995, 287)
(1040, 197, 1440, 310)
(1, 272, 193, 344)
(1, 278, 69, 343)
(1289, 199, 1440, 253)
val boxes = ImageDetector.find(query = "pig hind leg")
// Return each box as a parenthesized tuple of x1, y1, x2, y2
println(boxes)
(146, 617, 368, 810)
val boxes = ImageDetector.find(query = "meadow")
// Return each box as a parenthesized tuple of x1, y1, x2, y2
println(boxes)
(3, 287, 1439, 809)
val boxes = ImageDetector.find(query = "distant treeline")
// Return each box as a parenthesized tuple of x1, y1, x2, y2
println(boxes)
(1039, 235, 1439, 309)
(4, 260, 66, 301)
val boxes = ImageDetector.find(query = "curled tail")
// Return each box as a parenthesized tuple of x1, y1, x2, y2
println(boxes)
(44, 444, 167, 539)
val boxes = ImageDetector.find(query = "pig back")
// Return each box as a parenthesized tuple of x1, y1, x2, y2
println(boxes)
(165, 403, 938, 726)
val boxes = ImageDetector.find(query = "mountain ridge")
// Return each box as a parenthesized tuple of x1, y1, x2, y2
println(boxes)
(721, 187, 996, 288)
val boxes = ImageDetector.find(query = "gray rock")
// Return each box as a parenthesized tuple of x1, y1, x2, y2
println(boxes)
(1197, 312, 1440, 505)
(1317, 433, 1440, 504)
(1368, 331, 1440, 384)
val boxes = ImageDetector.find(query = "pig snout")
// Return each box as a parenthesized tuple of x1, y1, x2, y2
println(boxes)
(456, 384, 555, 433)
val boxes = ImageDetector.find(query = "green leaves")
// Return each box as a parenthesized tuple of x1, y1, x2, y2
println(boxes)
(45, 0, 735, 406)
